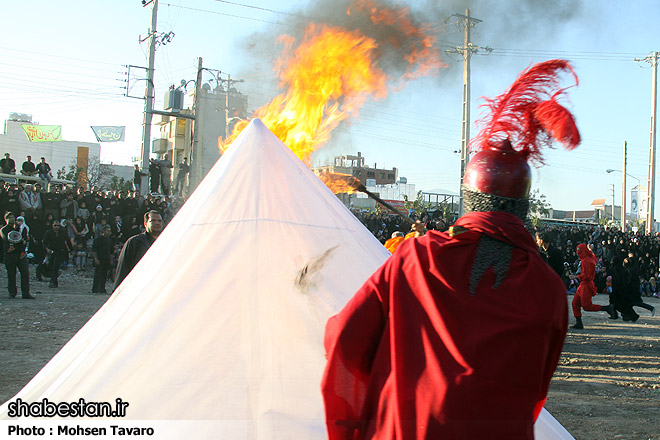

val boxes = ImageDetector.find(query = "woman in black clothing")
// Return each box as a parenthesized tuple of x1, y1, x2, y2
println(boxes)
(609, 256, 638, 321)
(622, 254, 655, 318)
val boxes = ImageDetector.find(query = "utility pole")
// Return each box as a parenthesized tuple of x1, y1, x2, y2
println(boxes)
(140, 0, 158, 196)
(448, 9, 490, 216)
(622, 141, 627, 232)
(637, 51, 658, 233)
(221, 73, 245, 140)
(611, 183, 615, 222)
(189, 57, 204, 192)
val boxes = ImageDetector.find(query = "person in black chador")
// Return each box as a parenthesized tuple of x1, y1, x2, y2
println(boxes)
(38, 220, 72, 288)
(609, 255, 638, 321)
(92, 225, 113, 294)
(1, 212, 34, 299)
(622, 252, 656, 317)
(113, 210, 162, 292)
(536, 231, 564, 277)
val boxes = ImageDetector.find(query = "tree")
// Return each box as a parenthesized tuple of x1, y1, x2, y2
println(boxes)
(56, 164, 78, 181)
(529, 189, 551, 228)
(92, 163, 116, 190)
(59, 159, 117, 190)
(110, 176, 133, 192)
(403, 190, 432, 218)
(437, 200, 456, 222)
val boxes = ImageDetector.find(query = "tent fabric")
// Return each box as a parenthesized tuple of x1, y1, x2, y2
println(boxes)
(535, 409, 575, 439)
(0, 119, 572, 439)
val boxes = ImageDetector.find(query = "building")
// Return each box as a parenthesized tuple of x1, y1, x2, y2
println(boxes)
(313, 152, 397, 185)
(0, 113, 100, 188)
(153, 85, 248, 190)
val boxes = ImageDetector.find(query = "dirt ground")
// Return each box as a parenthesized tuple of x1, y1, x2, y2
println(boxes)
(0, 266, 658, 439)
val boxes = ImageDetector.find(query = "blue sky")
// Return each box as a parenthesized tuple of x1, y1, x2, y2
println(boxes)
(1, 0, 660, 216)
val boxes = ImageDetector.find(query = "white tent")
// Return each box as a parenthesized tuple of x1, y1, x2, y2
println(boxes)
(0, 119, 571, 439)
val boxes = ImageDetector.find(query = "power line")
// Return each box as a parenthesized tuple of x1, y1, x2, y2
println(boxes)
(161, 3, 288, 26)
(0, 46, 121, 67)
(211, 0, 306, 18)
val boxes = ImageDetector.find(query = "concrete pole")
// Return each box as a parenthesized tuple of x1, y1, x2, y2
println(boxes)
(225, 73, 231, 140)
(140, 0, 158, 196)
(622, 141, 627, 232)
(611, 183, 615, 221)
(458, 9, 472, 217)
(646, 52, 658, 234)
(189, 57, 204, 192)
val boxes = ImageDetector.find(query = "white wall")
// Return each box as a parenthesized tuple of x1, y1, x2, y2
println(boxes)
(1, 120, 100, 177)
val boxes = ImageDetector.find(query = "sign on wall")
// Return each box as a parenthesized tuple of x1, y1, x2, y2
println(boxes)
(21, 125, 62, 142)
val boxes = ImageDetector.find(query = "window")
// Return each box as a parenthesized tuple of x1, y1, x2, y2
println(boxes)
(176, 119, 187, 136)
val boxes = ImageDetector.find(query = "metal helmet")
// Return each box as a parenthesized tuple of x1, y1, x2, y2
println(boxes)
(463, 139, 531, 199)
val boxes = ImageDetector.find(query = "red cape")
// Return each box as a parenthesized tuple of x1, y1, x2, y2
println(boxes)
(322, 211, 567, 439)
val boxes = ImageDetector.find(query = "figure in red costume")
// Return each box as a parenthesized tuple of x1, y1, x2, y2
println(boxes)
(322, 60, 581, 439)
(571, 243, 616, 329)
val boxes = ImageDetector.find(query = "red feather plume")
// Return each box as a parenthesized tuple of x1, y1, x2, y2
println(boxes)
(470, 59, 580, 163)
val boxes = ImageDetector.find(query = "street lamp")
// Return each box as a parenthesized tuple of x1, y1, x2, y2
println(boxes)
(606, 169, 641, 185)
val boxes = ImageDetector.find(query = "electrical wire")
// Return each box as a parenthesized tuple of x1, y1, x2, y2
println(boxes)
(211, 0, 307, 18)
(161, 3, 288, 26)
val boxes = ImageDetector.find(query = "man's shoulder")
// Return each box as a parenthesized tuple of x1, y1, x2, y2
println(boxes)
(125, 232, 150, 245)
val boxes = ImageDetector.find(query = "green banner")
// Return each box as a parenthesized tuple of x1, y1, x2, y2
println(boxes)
(90, 125, 125, 142)
(21, 125, 62, 142)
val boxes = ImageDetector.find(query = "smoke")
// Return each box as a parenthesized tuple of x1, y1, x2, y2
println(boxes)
(240, 0, 585, 82)
(240, 0, 445, 87)
(235, 0, 587, 156)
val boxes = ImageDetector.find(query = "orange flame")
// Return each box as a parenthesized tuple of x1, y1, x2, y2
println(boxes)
(317, 171, 362, 194)
(220, 1, 443, 171)
(221, 23, 387, 162)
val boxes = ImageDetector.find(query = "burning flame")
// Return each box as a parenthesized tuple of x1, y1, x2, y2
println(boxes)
(317, 171, 362, 194)
(222, 23, 388, 162)
(220, 0, 444, 191)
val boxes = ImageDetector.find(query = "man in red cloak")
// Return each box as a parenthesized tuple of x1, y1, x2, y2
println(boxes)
(571, 243, 616, 329)
(322, 60, 580, 439)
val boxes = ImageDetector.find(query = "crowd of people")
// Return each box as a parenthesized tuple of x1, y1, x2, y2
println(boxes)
(354, 208, 658, 325)
(355, 210, 660, 297)
(0, 180, 181, 296)
(3, 172, 659, 317)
